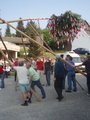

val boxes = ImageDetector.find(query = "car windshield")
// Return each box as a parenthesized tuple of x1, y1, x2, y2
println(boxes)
(73, 57, 81, 63)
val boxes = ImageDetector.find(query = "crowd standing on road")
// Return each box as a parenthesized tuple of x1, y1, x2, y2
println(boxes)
(0, 54, 90, 106)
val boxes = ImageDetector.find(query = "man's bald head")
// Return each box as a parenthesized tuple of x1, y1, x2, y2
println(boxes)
(26, 61, 32, 69)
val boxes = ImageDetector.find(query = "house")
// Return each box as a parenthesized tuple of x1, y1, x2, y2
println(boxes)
(0, 35, 43, 59)
(2, 35, 43, 46)
(72, 28, 90, 51)
(0, 41, 20, 59)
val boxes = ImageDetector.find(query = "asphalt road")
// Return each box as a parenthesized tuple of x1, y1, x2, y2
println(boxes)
(0, 73, 90, 120)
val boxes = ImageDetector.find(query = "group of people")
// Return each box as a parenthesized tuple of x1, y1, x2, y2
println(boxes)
(12, 60, 46, 106)
(54, 54, 77, 101)
(0, 54, 90, 106)
(54, 54, 90, 101)
(28, 57, 54, 86)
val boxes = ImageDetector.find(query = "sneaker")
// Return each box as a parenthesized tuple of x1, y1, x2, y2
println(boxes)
(56, 97, 59, 99)
(87, 93, 90, 96)
(65, 90, 72, 92)
(56, 96, 64, 100)
(28, 98, 32, 103)
(58, 96, 64, 102)
(42, 96, 46, 99)
(42, 84, 45, 86)
(21, 101, 28, 106)
(73, 89, 77, 92)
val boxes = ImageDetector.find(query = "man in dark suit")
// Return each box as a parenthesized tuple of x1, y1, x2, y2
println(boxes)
(54, 56, 65, 101)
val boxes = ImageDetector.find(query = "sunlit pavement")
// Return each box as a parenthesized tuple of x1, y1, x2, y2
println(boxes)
(0, 73, 90, 120)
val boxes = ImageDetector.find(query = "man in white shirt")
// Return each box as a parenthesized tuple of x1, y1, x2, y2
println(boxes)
(14, 61, 31, 106)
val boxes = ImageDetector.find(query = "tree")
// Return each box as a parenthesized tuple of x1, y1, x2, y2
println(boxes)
(48, 11, 84, 50)
(41, 29, 51, 43)
(41, 28, 56, 50)
(25, 21, 42, 58)
(16, 18, 25, 37)
(5, 25, 11, 37)
(25, 21, 37, 38)
(11, 33, 16, 37)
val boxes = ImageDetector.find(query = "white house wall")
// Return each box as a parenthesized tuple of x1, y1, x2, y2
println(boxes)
(0, 41, 20, 52)
(72, 29, 90, 50)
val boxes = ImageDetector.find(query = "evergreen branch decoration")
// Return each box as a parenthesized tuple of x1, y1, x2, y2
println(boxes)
(48, 11, 84, 41)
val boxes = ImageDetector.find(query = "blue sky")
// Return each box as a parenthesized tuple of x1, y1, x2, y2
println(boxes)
(0, 0, 90, 35)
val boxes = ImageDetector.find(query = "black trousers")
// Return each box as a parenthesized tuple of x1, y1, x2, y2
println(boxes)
(14, 70, 17, 82)
(87, 75, 90, 94)
(54, 77, 64, 99)
(31, 80, 46, 98)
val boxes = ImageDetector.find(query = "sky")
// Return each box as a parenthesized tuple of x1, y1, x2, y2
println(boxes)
(0, 0, 90, 35)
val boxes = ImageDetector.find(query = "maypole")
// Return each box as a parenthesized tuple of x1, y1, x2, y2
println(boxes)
(0, 18, 86, 74)
(0, 18, 87, 92)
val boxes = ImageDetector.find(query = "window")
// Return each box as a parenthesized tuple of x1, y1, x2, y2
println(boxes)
(73, 57, 81, 63)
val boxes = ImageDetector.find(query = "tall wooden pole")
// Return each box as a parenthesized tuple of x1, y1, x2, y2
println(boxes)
(0, 18, 52, 24)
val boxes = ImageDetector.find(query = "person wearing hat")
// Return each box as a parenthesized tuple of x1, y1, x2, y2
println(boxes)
(76, 55, 90, 95)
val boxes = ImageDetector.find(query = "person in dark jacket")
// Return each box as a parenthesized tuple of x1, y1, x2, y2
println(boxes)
(54, 56, 65, 101)
(60, 54, 67, 89)
(76, 55, 90, 95)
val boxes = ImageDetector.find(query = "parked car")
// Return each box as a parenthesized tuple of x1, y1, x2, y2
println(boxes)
(73, 48, 90, 55)
(64, 51, 82, 66)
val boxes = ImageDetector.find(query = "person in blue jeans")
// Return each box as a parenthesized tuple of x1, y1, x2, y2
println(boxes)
(0, 63, 6, 89)
(44, 58, 51, 86)
(26, 61, 46, 99)
(0, 72, 5, 89)
(65, 55, 77, 92)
